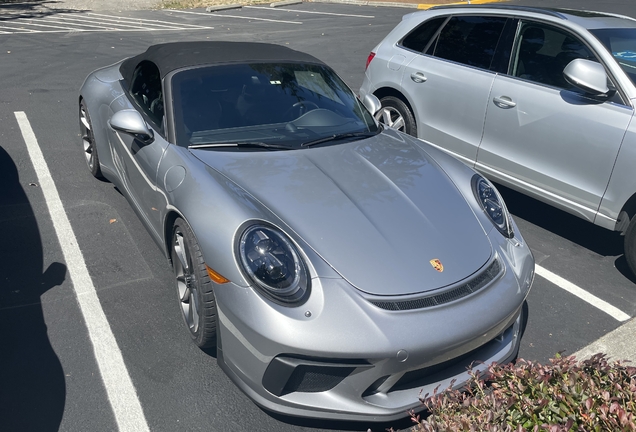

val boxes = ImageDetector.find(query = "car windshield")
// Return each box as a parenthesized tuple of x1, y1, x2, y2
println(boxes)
(591, 28, 636, 86)
(171, 62, 379, 149)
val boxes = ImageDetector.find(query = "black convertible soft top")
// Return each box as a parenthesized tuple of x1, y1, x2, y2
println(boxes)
(119, 41, 325, 83)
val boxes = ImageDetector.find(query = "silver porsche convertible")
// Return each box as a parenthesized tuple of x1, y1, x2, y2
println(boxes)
(79, 41, 534, 421)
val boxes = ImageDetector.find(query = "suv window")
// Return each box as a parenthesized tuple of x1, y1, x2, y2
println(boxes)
(512, 22, 597, 90)
(430, 16, 508, 70)
(401, 16, 447, 53)
(129, 60, 164, 131)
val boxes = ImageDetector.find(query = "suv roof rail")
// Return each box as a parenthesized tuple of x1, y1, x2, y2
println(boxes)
(428, 4, 568, 20)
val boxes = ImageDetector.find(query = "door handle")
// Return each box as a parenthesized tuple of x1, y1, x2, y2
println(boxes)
(493, 96, 516, 108)
(410, 72, 427, 83)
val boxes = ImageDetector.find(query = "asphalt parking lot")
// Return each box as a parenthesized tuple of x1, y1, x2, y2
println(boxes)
(1, 1, 635, 431)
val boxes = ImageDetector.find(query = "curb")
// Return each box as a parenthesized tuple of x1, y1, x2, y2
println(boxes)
(206, 3, 243, 11)
(308, 0, 417, 8)
(270, 0, 303, 6)
(572, 318, 636, 363)
(203, 0, 507, 12)
(307, 0, 506, 10)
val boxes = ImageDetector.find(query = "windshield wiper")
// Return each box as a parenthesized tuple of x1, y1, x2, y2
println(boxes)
(300, 131, 377, 148)
(188, 141, 291, 150)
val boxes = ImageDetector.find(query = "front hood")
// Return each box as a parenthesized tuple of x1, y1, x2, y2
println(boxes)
(192, 132, 492, 296)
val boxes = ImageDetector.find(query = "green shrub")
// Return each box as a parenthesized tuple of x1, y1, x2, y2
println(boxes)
(409, 354, 636, 431)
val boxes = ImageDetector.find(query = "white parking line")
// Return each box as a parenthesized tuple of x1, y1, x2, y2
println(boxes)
(51, 15, 186, 30)
(0, 20, 84, 31)
(14, 112, 150, 432)
(0, 12, 214, 33)
(42, 17, 114, 30)
(0, 24, 35, 33)
(164, 8, 303, 24)
(535, 265, 631, 322)
(244, 5, 375, 18)
(85, 12, 214, 29)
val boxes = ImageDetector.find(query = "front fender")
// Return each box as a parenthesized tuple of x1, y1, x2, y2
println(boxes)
(598, 110, 636, 230)
(79, 67, 125, 182)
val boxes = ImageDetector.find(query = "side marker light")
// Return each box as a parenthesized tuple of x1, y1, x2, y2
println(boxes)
(206, 265, 230, 284)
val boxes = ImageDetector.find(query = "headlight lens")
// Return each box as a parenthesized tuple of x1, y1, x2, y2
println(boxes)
(238, 224, 310, 305)
(472, 175, 514, 238)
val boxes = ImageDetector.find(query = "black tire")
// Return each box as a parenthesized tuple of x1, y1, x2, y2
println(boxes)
(79, 100, 104, 179)
(171, 217, 218, 349)
(375, 96, 417, 137)
(624, 216, 636, 276)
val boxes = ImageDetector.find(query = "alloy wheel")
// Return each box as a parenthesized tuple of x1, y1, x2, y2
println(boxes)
(375, 106, 405, 132)
(173, 231, 200, 333)
(79, 105, 96, 170)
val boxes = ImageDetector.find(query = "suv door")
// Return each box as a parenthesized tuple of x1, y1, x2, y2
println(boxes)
(476, 21, 634, 223)
(400, 15, 513, 165)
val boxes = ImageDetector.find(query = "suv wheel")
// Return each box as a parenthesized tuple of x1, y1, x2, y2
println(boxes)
(375, 96, 417, 137)
(624, 217, 636, 276)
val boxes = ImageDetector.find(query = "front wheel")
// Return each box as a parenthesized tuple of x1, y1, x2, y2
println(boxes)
(171, 218, 218, 349)
(375, 96, 417, 137)
(79, 100, 104, 179)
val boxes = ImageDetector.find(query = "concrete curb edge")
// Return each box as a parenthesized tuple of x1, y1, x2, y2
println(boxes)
(572, 317, 636, 363)
(206, 3, 243, 11)
(271, 0, 303, 7)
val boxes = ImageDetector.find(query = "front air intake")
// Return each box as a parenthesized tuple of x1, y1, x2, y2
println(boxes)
(263, 356, 371, 397)
(371, 258, 501, 311)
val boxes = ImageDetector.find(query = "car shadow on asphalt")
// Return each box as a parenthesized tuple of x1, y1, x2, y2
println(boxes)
(264, 409, 417, 432)
(0, 0, 82, 19)
(495, 183, 636, 284)
(0, 146, 68, 431)
(496, 184, 621, 249)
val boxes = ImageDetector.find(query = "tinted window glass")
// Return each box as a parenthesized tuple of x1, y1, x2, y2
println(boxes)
(401, 17, 446, 53)
(489, 18, 517, 74)
(591, 28, 636, 87)
(129, 61, 164, 130)
(512, 22, 597, 89)
(171, 63, 378, 148)
(432, 16, 507, 70)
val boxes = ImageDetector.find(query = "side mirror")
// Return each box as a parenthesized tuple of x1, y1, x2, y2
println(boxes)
(362, 94, 382, 116)
(109, 110, 154, 144)
(563, 58, 610, 96)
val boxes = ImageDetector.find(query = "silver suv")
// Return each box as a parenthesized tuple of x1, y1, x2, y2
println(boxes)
(360, 5, 636, 273)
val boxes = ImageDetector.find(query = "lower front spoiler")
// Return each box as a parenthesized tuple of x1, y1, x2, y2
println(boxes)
(216, 306, 525, 423)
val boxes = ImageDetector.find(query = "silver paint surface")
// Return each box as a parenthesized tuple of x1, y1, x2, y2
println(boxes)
(80, 52, 534, 420)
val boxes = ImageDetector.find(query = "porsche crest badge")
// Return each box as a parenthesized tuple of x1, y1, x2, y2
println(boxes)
(430, 259, 444, 272)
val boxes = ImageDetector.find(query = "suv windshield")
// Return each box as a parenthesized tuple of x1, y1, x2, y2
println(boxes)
(171, 62, 378, 149)
(591, 28, 636, 86)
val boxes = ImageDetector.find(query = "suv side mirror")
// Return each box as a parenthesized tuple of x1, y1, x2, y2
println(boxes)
(109, 110, 155, 144)
(563, 59, 610, 96)
(362, 94, 382, 116)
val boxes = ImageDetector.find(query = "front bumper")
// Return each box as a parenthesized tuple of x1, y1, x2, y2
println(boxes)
(214, 232, 533, 422)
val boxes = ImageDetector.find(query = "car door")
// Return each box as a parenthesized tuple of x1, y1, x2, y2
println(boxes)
(108, 60, 169, 238)
(400, 15, 514, 165)
(476, 20, 634, 223)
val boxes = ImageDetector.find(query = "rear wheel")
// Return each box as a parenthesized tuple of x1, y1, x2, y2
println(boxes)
(171, 218, 217, 349)
(79, 100, 103, 179)
(624, 217, 636, 276)
(375, 96, 417, 137)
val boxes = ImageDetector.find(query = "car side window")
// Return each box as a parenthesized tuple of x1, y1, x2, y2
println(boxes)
(511, 22, 597, 90)
(429, 15, 508, 70)
(129, 60, 164, 132)
(401, 16, 447, 53)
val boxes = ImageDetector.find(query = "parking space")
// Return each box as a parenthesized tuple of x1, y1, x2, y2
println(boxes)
(0, 11, 214, 33)
(1, 1, 636, 431)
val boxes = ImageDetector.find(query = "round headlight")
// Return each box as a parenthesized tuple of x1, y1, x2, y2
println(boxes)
(472, 175, 514, 238)
(238, 224, 310, 305)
